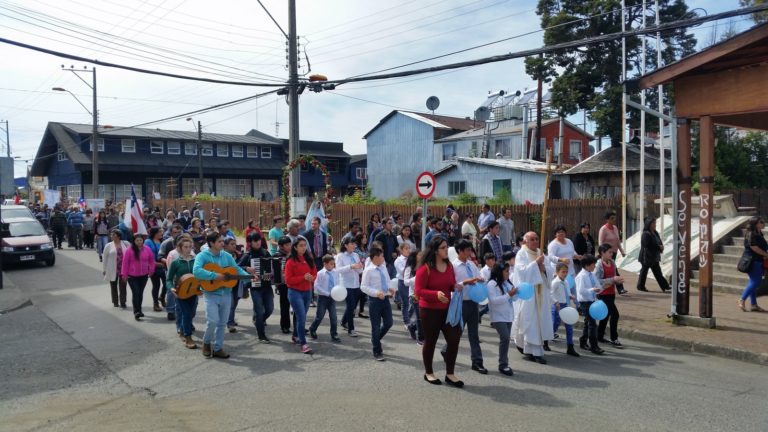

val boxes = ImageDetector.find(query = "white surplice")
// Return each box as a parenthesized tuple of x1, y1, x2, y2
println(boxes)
(512, 246, 555, 355)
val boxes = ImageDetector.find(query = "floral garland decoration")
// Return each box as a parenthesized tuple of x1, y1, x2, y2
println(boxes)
(282, 155, 333, 233)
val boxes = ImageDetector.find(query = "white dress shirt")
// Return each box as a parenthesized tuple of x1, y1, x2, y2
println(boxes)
(404, 266, 417, 297)
(313, 268, 338, 297)
(550, 276, 569, 305)
(394, 255, 407, 280)
(576, 269, 600, 302)
(335, 252, 362, 288)
(361, 263, 391, 298)
(453, 258, 481, 301)
(486, 280, 515, 323)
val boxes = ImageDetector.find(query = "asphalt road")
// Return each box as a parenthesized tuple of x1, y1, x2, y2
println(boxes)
(1, 248, 767, 432)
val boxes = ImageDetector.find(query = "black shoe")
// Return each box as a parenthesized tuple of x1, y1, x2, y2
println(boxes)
(499, 366, 514, 376)
(444, 376, 464, 388)
(610, 339, 624, 348)
(134, 313, 142, 321)
(516, 346, 524, 354)
(309, 329, 318, 340)
(395, 302, 402, 310)
(407, 325, 417, 340)
(138, 312, 145, 318)
(590, 347, 605, 355)
(120, 304, 127, 309)
(567, 345, 581, 357)
(358, 312, 368, 318)
(258, 337, 271, 344)
(113, 303, 119, 308)
(281, 327, 291, 334)
(424, 374, 442, 385)
(579, 340, 590, 350)
(331, 335, 342, 343)
(637, 287, 648, 292)
(374, 353, 386, 361)
(524, 354, 535, 362)
(543, 341, 551, 352)
(471, 364, 488, 375)
(534, 356, 547, 364)
(167, 313, 175, 321)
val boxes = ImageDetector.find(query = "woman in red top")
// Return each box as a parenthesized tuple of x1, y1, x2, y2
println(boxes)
(284, 238, 318, 354)
(415, 237, 463, 387)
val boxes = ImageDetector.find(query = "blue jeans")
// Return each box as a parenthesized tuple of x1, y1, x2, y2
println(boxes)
(288, 288, 311, 345)
(165, 288, 177, 314)
(251, 287, 274, 338)
(309, 295, 338, 336)
(552, 302, 574, 345)
(177, 296, 198, 337)
(397, 280, 410, 325)
(342, 288, 361, 332)
(96, 235, 109, 257)
(741, 259, 763, 305)
(368, 296, 393, 356)
(203, 292, 232, 351)
(408, 297, 423, 340)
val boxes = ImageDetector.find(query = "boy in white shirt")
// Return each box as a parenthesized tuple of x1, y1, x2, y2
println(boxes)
(551, 263, 579, 357)
(480, 252, 496, 282)
(575, 254, 604, 355)
(360, 247, 397, 361)
(394, 242, 412, 330)
(309, 255, 341, 342)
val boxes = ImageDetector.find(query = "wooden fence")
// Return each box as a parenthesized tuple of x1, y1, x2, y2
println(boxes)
(154, 198, 621, 239)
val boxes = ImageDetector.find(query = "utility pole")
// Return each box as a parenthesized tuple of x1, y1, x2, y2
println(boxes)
(92, 67, 99, 198)
(535, 53, 543, 160)
(1, 120, 8, 157)
(197, 121, 203, 192)
(287, 0, 301, 215)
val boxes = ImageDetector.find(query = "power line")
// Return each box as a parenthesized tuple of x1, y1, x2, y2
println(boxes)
(257, 0, 288, 39)
(0, 36, 287, 87)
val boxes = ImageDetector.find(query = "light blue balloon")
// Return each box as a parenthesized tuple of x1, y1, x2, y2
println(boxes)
(469, 282, 488, 303)
(517, 282, 534, 300)
(590, 300, 609, 321)
(566, 274, 576, 289)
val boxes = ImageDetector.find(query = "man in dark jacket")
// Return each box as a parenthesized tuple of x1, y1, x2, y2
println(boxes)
(49, 208, 67, 249)
(374, 217, 399, 278)
(66, 207, 84, 249)
(637, 217, 670, 292)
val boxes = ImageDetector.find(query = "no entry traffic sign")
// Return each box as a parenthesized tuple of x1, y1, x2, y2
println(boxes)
(415, 171, 436, 199)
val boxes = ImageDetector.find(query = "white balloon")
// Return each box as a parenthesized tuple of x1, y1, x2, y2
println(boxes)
(388, 278, 399, 290)
(330, 285, 347, 302)
(558, 306, 579, 325)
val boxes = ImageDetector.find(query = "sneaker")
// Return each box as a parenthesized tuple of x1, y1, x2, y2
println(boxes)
(348, 330, 358, 338)
(212, 349, 230, 359)
(407, 325, 417, 340)
(310, 301, 316, 308)
(309, 329, 318, 340)
(291, 336, 299, 344)
(751, 304, 766, 312)
(258, 336, 271, 344)
(358, 312, 368, 318)
(281, 327, 291, 334)
(301, 344, 313, 354)
(553, 333, 560, 339)
(374, 353, 386, 361)
(228, 326, 237, 333)
(416, 339, 424, 346)
(610, 339, 623, 348)
(331, 335, 342, 343)
(167, 313, 175, 321)
(153, 304, 162, 312)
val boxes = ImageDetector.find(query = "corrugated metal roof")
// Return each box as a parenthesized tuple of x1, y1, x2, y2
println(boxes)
(363, 110, 477, 138)
(564, 145, 672, 175)
(434, 157, 550, 175)
(59, 123, 281, 145)
(435, 118, 563, 142)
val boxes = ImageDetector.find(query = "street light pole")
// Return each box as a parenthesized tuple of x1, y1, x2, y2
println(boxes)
(91, 67, 98, 198)
(0, 120, 9, 157)
(287, 0, 301, 215)
(198, 120, 203, 192)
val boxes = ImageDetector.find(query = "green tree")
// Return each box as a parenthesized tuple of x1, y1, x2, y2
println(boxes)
(740, 0, 768, 23)
(525, 0, 697, 146)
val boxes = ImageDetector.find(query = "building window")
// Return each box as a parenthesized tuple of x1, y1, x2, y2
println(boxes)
(261, 146, 272, 158)
(247, 145, 258, 158)
(201, 143, 213, 156)
(114, 184, 142, 201)
(492, 179, 511, 196)
(89, 138, 105, 152)
(355, 167, 367, 180)
(324, 159, 339, 173)
(448, 181, 466, 195)
(216, 178, 251, 198)
(254, 179, 278, 201)
(569, 139, 582, 159)
(185, 142, 197, 155)
(442, 143, 457, 161)
(538, 138, 546, 159)
(182, 178, 213, 196)
(58, 145, 68, 161)
(231, 144, 243, 158)
(494, 138, 511, 158)
(470, 141, 478, 157)
(167, 141, 181, 155)
(122, 139, 136, 153)
(64, 184, 80, 200)
(150, 140, 164, 154)
(217, 143, 228, 157)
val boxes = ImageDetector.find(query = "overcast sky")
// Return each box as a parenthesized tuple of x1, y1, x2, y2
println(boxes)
(0, 0, 749, 176)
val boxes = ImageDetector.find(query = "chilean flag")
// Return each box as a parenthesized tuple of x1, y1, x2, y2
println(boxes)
(78, 196, 86, 208)
(13, 190, 20, 204)
(124, 185, 147, 236)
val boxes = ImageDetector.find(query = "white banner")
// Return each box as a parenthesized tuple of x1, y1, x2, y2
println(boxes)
(86, 199, 106, 213)
(43, 189, 60, 205)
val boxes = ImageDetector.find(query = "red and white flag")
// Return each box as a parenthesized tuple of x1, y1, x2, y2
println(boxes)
(124, 184, 147, 236)
(13, 190, 20, 205)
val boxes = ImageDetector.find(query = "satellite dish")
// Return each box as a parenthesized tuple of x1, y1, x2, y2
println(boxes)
(475, 106, 491, 122)
(426, 96, 440, 112)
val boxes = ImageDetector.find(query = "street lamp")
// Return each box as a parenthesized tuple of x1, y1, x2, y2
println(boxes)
(186, 117, 204, 195)
(52, 65, 98, 198)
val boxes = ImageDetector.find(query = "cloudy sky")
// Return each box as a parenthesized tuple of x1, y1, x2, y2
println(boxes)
(0, 0, 750, 176)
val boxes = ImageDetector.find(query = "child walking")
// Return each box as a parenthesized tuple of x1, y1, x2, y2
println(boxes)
(360, 247, 397, 361)
(595, 243, 626, 348)
(403, 251, 423, 344)
(486, 262, 518, 376)
(551, 263, 579, 357)
(309, 255, 342, 342)
(575, 254, 603, 354)
(394, 242, 413, 332)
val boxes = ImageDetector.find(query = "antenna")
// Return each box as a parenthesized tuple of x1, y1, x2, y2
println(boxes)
(474, 106, 491, 122)
(425, 96, 440, 114)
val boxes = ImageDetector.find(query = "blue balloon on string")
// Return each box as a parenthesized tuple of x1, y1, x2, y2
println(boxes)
(469, 282, 488, 303)
(517, 282, 534, 300)
(566, 274, 576, 289)
(589, 300, 609, 321)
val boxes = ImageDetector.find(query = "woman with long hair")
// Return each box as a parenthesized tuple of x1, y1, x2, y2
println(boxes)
(353, 232, 369, 318)
(102, 229, 130, 308)
(486, 262, 518, 376)
(94, 210, 111, 262)
(739, 217, 768, 312)
(397, 224, 417, 251)
(594, 243, 626, 347)
(166, 237, 198, 349)
(637, 217, 671, 292)
(572, 222, 595, 274)
(367, 213, 381, 237)
(337, 236, 365, 337)
(415, 237, 464, 387)
(284, 238, 318, 354)
(121, 234, 155, 320)
(145, 227, 167, 312)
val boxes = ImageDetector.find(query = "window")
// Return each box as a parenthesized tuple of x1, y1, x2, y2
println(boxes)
(89, 138, 105, 152)
(122, 139, 136, 153)
(538, 138, 546, 159)
(58, 145, 68, 161)
(182, 178, 213, 196)
(260, 146, 272, 158)
(216, 178, 251, 198)
(568, 139, 582, 159)
(324, 159, 339, 173)
(448, 181, 466, 195)
(246, 145, 258, 158)
(185, 142, 197, 155)
(150, 140, 164, 154)
(470, 141, 479, 157)
(65, 184, 80, 200)
(492, 179, 511, 196)
(553, 138, 560, 163)
(254, 179, 278, 201)
(114, 184, 142, 202)
(167, 141, 181, 155)
(231, 144, 243, 158)
(442, 143, 457, 161)
(494, 138, 511, 157)
(217, 143, 228, 157)
(201, 143, 213, 156)
(355, 167, 367, 180)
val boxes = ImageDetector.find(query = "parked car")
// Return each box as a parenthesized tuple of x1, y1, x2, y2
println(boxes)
(1, 216, 55, 267)
(1, 204, 34, 219)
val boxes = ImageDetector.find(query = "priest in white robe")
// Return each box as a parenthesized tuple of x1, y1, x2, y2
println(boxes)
(512, 231, 555, 364)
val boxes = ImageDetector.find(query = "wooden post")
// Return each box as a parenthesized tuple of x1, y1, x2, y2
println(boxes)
(540, 149, 553, 247)
(676, 119, 692, 315)
(698, 116, 715, 318)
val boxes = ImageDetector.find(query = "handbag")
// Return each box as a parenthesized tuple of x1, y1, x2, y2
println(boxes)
(737, 252, 753, 273)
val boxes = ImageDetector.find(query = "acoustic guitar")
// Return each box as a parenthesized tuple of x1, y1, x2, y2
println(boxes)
(175, 263, 256, 300)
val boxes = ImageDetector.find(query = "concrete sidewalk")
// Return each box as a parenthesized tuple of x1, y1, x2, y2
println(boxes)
(605, 272, 768, 365)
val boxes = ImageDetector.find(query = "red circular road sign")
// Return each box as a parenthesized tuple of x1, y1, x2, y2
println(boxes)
(415, 171, 436, 199)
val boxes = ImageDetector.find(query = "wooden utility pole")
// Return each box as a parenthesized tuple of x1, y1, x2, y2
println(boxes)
(676, 119, 692, 315)
(540, 149, 553, 246)
(698, 116, 715, 318)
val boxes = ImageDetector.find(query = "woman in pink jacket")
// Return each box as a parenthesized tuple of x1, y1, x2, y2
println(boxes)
(121, 234, 156, 321)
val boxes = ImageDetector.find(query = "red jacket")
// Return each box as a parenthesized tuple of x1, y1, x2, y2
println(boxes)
(415, 264, 456, 310)
(284, 255, 317, 291)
